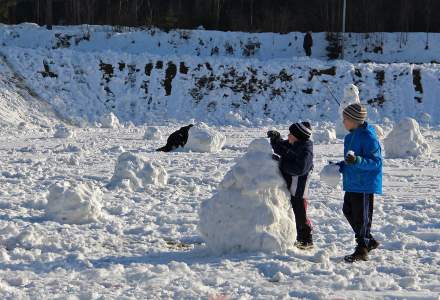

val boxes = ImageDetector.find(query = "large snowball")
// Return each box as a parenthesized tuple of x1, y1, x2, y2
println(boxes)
(144, 127, 162, 140)
(185, 123, 226, 153)
(46, 182, 104, 224)
(199, 138, 296, 254)
(384, 118, 431, 158)
(107, 152, 168, 191)
(320, 164, 341, 187)
(313, 128, 337, 144)
(53, 124, 75, 139)
(100, 112, 120, 129)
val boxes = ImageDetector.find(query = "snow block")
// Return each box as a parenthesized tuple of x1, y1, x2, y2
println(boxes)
(46, 182, 104, 224)
(384, 118, 431, 158)
(199, 138, 296, 254)
(320, 164, 342, 187)
(100, 112, 120, 129)
(144, 127, 162, 140)
(107, 152, 168, 191)
(372, 124, 385, 140)
(336, 84, 361, 137)
(313, 128, 337, 144)
(53, 124, 75, 139)
(185, 123, 226, 153)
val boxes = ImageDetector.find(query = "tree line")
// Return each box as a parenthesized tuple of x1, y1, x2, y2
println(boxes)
(1, 0, 438, 33)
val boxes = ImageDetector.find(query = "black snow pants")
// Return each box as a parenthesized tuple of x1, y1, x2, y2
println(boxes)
(343, 192, 374, 247)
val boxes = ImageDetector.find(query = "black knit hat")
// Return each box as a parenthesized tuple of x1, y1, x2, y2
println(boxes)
(289, 122, 312, 140)
(343, 103, 367, 124)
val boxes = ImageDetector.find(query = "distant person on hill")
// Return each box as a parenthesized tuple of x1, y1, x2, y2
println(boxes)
(303, 31, 313, 57)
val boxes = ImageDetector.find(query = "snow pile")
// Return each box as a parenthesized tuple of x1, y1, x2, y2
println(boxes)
(107, 152, 168, 191)
(336, 84, 361, 137)
(199, 138, 296, 254)
(313, 128, 337, 143)
(384, 118, 431, 158)
(100, 112, 120, 129)
(143, 127, 162, 140)
(45, 182, 104, 224)
(53, 124, 75, 139)
(185, 123, 226, 153)
(320, 164, 342, 187)
(372, 124, 385, 139)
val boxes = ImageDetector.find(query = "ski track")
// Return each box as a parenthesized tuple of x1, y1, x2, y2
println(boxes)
(0, 125, 438, 299)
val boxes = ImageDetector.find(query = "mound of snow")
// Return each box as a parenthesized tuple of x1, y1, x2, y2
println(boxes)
(53, 124, 75, 139)
(46, 182, 104, 224)
(199, 138, 296, 254)
(320, 164, 341, 187)
(100, 112, 120, 129)
(384, 118, 431, 158)
(336, 84, 361, 137)
(372, 124, 385, 139)
(185, 123, 226, 153)
(107, 152, 168, 191)
(313, 128, 337, 143)
(144, 127, 162, 140)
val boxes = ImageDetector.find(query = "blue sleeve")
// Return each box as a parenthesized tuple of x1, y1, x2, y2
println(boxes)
(354, 135, 382, 171)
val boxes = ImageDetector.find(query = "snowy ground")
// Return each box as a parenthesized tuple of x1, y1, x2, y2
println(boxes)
(0, 124, 439, 299)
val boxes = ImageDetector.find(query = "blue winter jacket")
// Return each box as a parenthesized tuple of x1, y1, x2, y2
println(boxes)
(340, 122, 383, 194)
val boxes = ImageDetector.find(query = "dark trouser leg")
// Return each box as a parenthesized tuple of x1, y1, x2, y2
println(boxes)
(343, 192, 374, 247)
(291, 196, 312, 242)
(304, 47, 312, 56)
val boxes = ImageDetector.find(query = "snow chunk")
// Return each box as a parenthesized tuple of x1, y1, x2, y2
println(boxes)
(100, 112, 120, 129)
(199, 138, 296, 254)
(107, 152, 168, 191)
(320, 164, 342, 187)
(313, 128, 337, 143)
(144, 127, 162, 140)
(53, 124, 75, 139)
(372, 124, 385, 139)
(46, 182, 105, 224)
(185, 123, 226, 153)
(384, 118, 431, 158)
(336, 84, 361, 137)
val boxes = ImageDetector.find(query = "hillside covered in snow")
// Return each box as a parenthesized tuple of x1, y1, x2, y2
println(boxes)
(0, 24, 439, 127)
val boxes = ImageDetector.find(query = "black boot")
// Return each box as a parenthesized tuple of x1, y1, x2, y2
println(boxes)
(344, 245, 368, 263)
(294, 240, 314, 250)
(367, 239, 380, 252)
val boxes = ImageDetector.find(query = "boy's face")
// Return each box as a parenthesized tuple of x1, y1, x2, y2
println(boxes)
(343, 117, 358, 131)
(288, 133, 298, 144)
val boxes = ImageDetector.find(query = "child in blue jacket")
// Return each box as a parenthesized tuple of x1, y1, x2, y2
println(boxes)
(337, 103, 383, 262)
(268, 122, 314, 250)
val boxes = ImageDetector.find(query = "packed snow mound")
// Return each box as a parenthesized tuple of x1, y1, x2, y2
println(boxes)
(313, 128, 337, 143)
(199, 138, 296, 254)
(185, 123, 226, 153)
(45, 182, 104, 224)
(144, 127, 162, 140)
(53, 124, 75, 139)
(336, 84, 361, 137)
(384, 118, 431, 158)
(100, 112, 120, 129)
(107, 152, 168, 191)
(320, 164, 342, 187)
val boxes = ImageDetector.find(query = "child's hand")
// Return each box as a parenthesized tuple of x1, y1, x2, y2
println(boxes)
(345, 152, 361, 165)
(272, 154, 280, 161)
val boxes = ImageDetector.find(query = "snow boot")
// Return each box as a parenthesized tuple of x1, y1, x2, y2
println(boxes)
(294, 240, 314, 250)
(344, 245, 368, 263)
(367, 239, 380, 252)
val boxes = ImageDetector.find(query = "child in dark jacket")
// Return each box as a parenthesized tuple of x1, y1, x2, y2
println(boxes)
(267, 122, 314, 250)
(336, 103, 383, 263)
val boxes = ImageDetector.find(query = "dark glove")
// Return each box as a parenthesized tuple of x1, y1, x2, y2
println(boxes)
(345, 153, 361, 165)
(272, 154, 280, 161)
(267, 130, 280, 139)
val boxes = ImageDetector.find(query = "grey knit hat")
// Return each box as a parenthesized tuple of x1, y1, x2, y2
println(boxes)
(343, 103, 367, 124)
